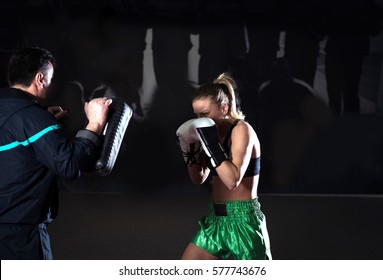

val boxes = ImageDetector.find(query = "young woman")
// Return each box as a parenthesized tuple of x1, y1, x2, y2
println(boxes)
(176, 73, 272, 260)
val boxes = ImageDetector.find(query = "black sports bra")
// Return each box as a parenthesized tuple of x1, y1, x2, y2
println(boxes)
(205, 120, 260, 177)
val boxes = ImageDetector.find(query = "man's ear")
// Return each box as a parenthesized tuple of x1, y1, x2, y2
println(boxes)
(35, 72, 45, 89)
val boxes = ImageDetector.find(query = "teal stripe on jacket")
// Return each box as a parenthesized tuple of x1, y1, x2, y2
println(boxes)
(0, 124, 60, 152)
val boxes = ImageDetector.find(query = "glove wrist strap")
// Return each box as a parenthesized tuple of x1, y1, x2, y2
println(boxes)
(208, 142, 228, 168)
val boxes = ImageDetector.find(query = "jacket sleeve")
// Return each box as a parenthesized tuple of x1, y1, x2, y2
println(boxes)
(24, 106, 101, 179)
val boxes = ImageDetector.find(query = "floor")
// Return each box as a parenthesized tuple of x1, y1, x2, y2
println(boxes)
(49, 190, 383, 260)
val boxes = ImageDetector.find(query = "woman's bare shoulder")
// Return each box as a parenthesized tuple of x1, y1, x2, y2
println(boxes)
(233, 119, 256, 135)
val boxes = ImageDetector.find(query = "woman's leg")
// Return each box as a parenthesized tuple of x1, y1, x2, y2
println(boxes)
(181, 243, 218, 260)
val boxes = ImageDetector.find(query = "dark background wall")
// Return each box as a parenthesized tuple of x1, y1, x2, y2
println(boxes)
(1, 0, 383, 195)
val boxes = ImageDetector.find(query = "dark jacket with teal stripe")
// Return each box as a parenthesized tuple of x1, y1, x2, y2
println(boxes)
(0, 87, 99, 225)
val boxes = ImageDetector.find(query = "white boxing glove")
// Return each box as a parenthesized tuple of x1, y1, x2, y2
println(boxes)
(176, 119, 201, 166)
(192, 117, 228, 168)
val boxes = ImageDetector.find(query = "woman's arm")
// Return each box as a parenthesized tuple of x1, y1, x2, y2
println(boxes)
(187, 151, 210, 185)
(215, 122, 255, 190)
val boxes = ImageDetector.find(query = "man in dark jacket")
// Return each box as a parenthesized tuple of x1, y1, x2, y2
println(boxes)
(0, 47, 112, 259)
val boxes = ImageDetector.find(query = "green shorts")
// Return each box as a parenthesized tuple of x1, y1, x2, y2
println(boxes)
(191, 198, 272, 260)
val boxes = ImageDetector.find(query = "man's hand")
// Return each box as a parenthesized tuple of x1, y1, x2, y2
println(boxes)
(47, 106, 68, 120)
(84, 97, 113, 135)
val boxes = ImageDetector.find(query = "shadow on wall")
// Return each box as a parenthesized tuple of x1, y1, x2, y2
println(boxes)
(256, 58, 383, 195)
(299, 114, 383, 194)
(258, 113, 383, 195)
(1, 1, 382, 195)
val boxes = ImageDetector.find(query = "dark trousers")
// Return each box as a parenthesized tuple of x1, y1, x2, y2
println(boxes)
(0, 223, 52, 260)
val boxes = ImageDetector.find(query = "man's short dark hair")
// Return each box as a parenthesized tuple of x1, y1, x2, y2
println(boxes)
(7, 47, 56, 87)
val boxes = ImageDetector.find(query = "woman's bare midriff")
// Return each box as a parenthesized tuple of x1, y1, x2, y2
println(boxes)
(211, 175, 259, 202)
